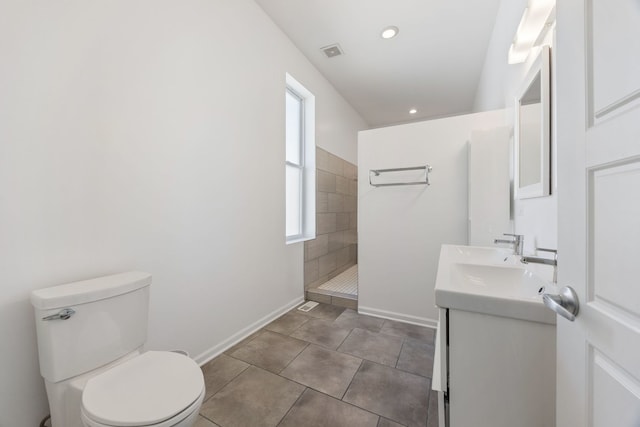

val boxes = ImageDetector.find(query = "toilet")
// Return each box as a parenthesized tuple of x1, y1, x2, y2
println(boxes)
(31, 272, 205, 427)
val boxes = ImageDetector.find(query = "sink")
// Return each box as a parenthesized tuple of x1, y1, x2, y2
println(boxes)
(434, 245, 556, 324)
(450, 263, 547, 297)
(447, 245, 517, 264)
(433, 245, 557, 427)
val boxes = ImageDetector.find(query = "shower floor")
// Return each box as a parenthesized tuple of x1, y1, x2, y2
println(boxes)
(306, 264, 358, 309)
(318, 264, 358, 295)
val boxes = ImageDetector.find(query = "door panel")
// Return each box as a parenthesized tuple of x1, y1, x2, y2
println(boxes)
(590, 161, 640, 316)
(590, 0, 640, 116)
(557, 0, 640, 425)
(590, 349, 640, 426)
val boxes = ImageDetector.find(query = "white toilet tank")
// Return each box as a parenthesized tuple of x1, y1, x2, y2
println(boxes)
(31, 272, 152, 383)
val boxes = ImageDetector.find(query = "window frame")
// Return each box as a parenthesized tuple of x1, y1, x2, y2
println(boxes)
(285, 74, 315, 244)
(285, 88, 304, 240)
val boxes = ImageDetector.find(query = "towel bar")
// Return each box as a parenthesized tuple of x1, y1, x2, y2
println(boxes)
(368, 165, 433, 187)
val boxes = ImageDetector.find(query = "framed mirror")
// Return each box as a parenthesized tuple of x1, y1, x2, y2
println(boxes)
(515, 45, 551, 199)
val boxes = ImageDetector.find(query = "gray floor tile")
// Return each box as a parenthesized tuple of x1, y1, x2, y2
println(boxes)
(291, 318, 352, 350)
(201, 354, 250, 400)
(200, 366, 304, 427)
(278, 389, 379, 427)
(333, 309, 385, 332)
(378, 418, 406, 427)
(338, 328, 404, 367)
(224, 330, 263, 355)
(301, 302, 346, 321)
(265, 311, 310, 335)
(343, 361, 430, 427)
(396, 337, 435, 378)
(380, 320, 435, 343)
(194, 415, 221, 427)
(229, 330, 307, 373)
(280, 345, 362, 398)
(201, 306, 437, 427)
(426, 389, 439, 427)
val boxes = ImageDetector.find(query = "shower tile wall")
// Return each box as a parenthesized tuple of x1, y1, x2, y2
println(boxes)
(304, 148, 357, 290)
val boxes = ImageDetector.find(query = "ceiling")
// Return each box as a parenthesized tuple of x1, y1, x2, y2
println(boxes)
(254, 0, 503, 127)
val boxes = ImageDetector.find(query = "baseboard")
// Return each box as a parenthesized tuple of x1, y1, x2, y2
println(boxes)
(357, 305, 438, 329)
(193, 295, 305, 366)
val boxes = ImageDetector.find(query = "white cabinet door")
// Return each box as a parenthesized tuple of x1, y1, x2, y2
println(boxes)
(556, 0, 640, 425)
(447, 309, 555, 427)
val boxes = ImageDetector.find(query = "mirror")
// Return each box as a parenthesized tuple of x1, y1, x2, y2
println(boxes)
(516, 45, 551, 199)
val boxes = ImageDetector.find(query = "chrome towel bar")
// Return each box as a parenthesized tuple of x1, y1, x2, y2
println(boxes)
(368, 165, 433, 187)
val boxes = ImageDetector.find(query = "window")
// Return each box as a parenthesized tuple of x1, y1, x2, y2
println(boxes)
(285, 89, 304, 237)
(285, 74, 315, 243)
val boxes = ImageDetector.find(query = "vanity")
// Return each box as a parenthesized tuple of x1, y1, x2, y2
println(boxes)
(432, 244, 556, 427)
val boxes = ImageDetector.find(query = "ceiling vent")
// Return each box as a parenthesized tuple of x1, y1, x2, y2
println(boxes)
(321, 44, 344, 58)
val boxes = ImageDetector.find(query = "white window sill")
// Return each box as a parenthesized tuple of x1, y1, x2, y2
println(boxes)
(286, 235, 315, 245)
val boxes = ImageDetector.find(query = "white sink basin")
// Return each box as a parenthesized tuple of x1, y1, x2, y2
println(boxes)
(435, 245, 556, 324)
(447, 245, 517, 265)
(451, 263, 546, 296)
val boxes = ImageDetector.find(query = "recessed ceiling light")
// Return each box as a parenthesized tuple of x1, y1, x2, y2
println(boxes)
(381, 26, 399, 39)
(409, 108, 417, 114)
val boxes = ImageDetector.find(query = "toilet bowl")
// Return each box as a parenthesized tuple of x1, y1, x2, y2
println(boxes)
(31, 272, 205, 427)
(80, 351, 204, 427)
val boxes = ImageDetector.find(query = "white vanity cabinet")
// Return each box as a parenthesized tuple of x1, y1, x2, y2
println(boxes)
(435, 307, 556, 427)
(433, 245, 557, 427)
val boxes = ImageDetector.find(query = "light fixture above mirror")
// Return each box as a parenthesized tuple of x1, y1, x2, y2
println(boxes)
(508, 1, 555, 64)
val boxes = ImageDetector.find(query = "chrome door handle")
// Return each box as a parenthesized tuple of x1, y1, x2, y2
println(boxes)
(542, 286, 579, 321)
(42, 308, 76, 321)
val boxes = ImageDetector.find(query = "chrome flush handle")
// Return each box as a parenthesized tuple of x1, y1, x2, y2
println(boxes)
(42, 308, 76, 321)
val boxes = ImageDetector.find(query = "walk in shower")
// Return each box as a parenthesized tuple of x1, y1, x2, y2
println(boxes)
(304, 147, 358, 308)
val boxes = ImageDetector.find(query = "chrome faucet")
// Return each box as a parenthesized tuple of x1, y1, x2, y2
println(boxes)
(521, 248, 558, 283)
(494, 233, 524, 256)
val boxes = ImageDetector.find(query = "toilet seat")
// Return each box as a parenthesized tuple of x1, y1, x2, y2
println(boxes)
(81, 351, 205, 427)
(81, 394, 203, 427)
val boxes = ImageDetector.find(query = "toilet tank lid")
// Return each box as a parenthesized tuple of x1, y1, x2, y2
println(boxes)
(31, 271, 152, 310)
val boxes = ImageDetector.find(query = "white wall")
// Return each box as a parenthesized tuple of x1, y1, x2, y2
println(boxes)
(0, 1, 367, 426)
(473, 0, 558, 253)
(358, 110, 506, 326)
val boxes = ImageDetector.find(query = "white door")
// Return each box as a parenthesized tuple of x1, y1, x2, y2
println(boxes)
(556, 0, 640, 425)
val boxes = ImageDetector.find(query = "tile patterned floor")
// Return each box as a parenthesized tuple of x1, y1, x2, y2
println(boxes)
(196, 303, 438, 427)
(317, 264, 359, 295)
